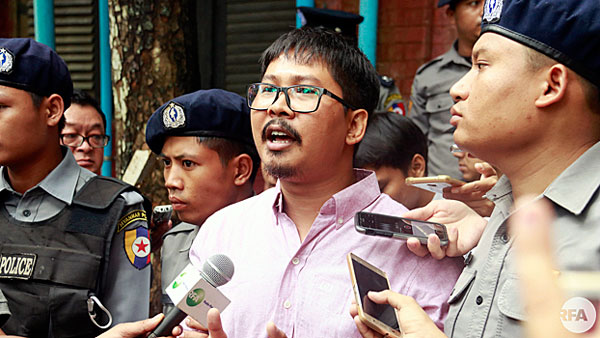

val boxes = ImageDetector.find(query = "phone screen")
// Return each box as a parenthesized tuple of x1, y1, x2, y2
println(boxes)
(352, 257, 400, 330)
(357, 212, 447, 241)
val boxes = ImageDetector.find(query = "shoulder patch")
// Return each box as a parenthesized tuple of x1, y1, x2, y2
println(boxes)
(124, 226, 151, 269)
(117, 209, 147, 233)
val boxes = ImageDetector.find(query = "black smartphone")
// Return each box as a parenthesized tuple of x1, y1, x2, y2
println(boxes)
(347, 253, 402, 338)
(152, 205, 173, 225)
(355, 211, 449, 246)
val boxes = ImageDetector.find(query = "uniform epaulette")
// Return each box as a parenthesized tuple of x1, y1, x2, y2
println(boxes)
(415, 54, 445, 75)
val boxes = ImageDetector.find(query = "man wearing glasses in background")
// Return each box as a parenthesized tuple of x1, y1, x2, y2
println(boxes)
(61, 89, 110, 175)
(185, 27, 463, 338)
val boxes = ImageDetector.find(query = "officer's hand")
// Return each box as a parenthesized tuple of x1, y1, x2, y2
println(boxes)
(350, 290, 447, 338)
(403, 199, 487, 259)
(95, 313, 179, 338)
(510, 197, 600, 338)
(443, 162, 498, 217)
(184, 308, 227, 338)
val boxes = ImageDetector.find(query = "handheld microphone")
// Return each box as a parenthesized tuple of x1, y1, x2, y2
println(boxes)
(148, 254, 234, 338)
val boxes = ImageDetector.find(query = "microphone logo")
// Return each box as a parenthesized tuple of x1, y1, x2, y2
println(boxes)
(186, 288, 206, 307)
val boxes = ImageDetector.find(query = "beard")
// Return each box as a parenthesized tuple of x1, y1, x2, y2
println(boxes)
(263, 159, 299, 179)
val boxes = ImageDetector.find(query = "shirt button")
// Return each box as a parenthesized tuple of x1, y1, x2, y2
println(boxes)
(476, 296, 483, 305)
(292, 257, 300, 265)
(337, 218, 344, 224)
(283, 300, 291, 309)
(22, 209, 31, 217)
(501, 233, 509, 243)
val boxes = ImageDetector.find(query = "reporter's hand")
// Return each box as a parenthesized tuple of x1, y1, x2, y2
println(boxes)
(184, 309, 226, 338)
(349, 290, 446, 338)
(266, 322, 288, 338)
(443, 162, 498, 217)
(95, 313, 179, 338)
(510, 197, 600, 338)
(402, 199, 487, 259)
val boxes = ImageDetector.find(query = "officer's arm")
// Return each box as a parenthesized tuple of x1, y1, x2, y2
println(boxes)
(407, 75, 430, 135)
(101, 191, 151, 325)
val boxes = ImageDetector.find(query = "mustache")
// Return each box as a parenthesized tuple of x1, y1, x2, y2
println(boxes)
(261, 119, 302, 144)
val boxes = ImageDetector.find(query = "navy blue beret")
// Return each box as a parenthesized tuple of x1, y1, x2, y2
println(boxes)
(0, 38, 73, 109)
(482, 0, 600, 88)
(145, 89, 255, 154)
(298, 7, 364, 38)
(437, 0, 460, 8)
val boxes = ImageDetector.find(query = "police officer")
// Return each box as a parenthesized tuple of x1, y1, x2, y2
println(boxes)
(0, 38, 151, 337)
(145, 89, 258, 313)
(408, 0, 484, 179)
(353, 0, 600, 337)
(297, 6, 406, 115)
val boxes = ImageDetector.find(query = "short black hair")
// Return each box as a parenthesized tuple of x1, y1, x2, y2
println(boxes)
(259, 26, 380, 118)
(354, 113, 428, 174)
(196, 137, 260, 183)
(71, 89, 107, 131)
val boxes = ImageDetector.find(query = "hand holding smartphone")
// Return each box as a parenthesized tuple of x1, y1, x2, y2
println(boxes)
(405, 175, 465, 194)
(355, 211, 449, 246)
(347, 253, 402, 338)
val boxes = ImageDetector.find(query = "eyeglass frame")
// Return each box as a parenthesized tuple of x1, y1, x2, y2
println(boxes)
(246, 82, 358, 113)
(60, 133, 111, 149)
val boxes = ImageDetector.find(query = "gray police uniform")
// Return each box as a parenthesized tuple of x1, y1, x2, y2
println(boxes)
(0, 289, 9, 329)
(160, 222, 199, 313)
(444, 142, 600, 338)
(0, 150, 151, 337)
(376, 75, 406, 115)
(408, 41, 471, 180)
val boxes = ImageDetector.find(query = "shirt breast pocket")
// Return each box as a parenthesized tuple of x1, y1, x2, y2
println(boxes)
(497, 276, 526, 321)
(425, 93, 455, 133)
(444, 269, 476, 334)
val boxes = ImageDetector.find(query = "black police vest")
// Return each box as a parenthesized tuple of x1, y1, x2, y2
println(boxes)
(0, 176, 134, 338)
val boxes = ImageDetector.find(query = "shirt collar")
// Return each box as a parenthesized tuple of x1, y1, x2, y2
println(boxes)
(439, 40, 472, 68)
(543, 142, 600, 215)
(271, 169, 381, 230)
(0, 149, 82, 204)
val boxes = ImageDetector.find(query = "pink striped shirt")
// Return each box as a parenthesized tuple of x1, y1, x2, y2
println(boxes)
(189, 169, 463, 337)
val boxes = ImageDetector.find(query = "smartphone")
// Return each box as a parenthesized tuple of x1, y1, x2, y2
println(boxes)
(347, 253, 402, 338)
(405, 175, 465, 194)
(355, 211, 449, 246)
(152, 205, 173, 224)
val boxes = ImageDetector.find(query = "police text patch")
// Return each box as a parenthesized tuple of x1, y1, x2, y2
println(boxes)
(0, 253, 37, 279)
(117, 209, 147, 233)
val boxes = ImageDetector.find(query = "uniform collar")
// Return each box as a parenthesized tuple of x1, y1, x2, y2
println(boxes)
(0, 148, 83, 204)
(543, 142, 600, 215)
(439, 40, 472, 68)
(271, 169, 380, 229)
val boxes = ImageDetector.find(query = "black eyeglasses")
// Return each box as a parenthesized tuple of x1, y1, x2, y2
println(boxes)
(246, 83, 357, 113)
(60, 133, 110, 148)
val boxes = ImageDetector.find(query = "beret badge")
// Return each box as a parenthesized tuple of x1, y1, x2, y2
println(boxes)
(0, 48, 14, 74)
(162, 101, 186, 130)
(483, 0, 503, 24)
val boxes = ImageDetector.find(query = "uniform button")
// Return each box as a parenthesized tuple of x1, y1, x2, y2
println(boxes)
(292, 257, 300, 265)
(476, 296, 483, 305)
(22, 209, 31, 217)
(283, 300, 291, 309)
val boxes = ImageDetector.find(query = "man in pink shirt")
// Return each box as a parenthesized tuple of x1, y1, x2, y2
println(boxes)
(187, 27, 464, 338)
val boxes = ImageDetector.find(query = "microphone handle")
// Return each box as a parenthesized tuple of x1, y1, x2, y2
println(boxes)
(148, 307, 188, 338)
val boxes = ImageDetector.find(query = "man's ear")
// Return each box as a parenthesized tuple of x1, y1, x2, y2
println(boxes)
(44, 93, 65, 127)
(535, 64, 568, 108)
(231, 153, 253, 186)
(407, 154, 427, 178)
(346, 109, 369, 146)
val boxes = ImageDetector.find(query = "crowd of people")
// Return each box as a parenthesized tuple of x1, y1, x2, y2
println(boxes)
(1, 0, 599, 337)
